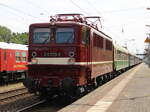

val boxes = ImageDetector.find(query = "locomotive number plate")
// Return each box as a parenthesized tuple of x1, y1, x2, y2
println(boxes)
(44, 52, 60, 57)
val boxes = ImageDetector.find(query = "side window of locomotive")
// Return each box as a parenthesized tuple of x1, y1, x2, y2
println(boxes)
(93, 33, 103, 48)
(16, 52, 21, 62)
(22, 52, 27, 62)
(106, 39, 112, 50)
(33, 28, 51, 44)
(82, 27, 90, 45)
(56, 28, 74, 44)
(98, 35, 103, 48)
(93, 33, 97, 47)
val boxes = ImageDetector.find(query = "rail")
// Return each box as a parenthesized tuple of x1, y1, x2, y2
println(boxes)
(16, 100, 46, 112)
(0, 87, 32, 105)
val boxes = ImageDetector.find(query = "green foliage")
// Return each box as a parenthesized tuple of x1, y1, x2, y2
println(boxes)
(11, 32, 28, 44)
(0, 25, 28, 44)
(0, 26, 11, 42)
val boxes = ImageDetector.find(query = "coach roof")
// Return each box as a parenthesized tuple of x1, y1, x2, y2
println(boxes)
(0, 42, 28, 50)
(114, 43, 129, 54)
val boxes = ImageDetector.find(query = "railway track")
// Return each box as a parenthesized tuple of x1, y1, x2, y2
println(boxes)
(15, 96, 71, 112)
(0, 69, 131, 112)
(16, 99, 46, 112)
(0, 87, 32, 105)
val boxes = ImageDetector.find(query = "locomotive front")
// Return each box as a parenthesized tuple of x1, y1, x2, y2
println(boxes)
(24, 14, 91, 96)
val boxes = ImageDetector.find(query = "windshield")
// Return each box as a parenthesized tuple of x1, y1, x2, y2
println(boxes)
(56, 28, 74, 43)
(33, 28, 51, 44)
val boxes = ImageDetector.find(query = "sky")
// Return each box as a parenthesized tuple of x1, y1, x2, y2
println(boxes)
(0, 0, 150, 54)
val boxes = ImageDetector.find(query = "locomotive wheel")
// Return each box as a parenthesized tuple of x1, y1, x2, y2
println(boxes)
(96, 77, 103, 86)
(76, 86, 88, 97)
(101, 75, 106, 84)
(39, 87, 48, 99)
(109, 73, 113, 80)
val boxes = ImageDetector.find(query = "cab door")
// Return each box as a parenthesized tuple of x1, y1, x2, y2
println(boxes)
(81, 27, 91, 66)
(86, 28, 91, 66)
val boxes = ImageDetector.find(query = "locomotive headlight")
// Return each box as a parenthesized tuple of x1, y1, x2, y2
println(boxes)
(68, 58, 75, 64)
(31, 58, 38, 64)
(68, 51, 75, 57)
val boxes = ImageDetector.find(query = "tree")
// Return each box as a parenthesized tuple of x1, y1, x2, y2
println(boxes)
(11, 32, 28, 44)
(0, 25, 11, 43)
(0, 25, 28, 44)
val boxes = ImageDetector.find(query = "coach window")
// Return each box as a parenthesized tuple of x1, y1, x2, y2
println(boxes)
(16, 52, 21, 62)
(22, 52, 27, 62)
(56, 28, 74, 44)
(33, 28, 51, 44)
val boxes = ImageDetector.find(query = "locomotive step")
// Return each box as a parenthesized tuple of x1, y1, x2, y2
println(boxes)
(59, 63, 149, 112)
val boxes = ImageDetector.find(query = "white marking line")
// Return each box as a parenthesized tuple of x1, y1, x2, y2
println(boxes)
(87, 64, 142, 112)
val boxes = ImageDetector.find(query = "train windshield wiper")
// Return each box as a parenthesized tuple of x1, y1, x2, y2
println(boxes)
(42, 36, 50, 44)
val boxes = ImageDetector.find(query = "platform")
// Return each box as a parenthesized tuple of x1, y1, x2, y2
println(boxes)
(59, 63, 150, 112)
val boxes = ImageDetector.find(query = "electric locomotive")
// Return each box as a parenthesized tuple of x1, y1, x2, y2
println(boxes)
(24, 14, 117, 96)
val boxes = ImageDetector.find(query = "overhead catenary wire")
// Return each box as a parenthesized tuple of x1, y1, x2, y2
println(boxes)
(0, 3, 37, 32)
(69, 0, 122, 42)
(23, 0, 50, 16)
(102, 6, 145, 14)
(0, 3, 45, 21)
(0, 6, 25, 20)
(69, 0, 91, 15)
(83, 0, 103, 18)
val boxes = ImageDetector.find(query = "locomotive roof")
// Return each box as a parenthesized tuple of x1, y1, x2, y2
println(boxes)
(0, 42, 28, 50)
(30, 22, 82, 27)
(30, 14, 112, 41)
(30, 21, 112, 41)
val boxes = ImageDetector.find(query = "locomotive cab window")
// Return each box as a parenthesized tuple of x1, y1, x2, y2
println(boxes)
(16, 52, 21, 62)
(56, 28, 74, 44)
(22, 52, 27, 62)
(33, 28, 51, 44)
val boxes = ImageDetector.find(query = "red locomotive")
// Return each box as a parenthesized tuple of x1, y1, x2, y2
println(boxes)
(0, 42, 28, 84)
(24, 14, 141, 97)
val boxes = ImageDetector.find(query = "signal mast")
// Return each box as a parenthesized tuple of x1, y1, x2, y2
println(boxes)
(144, 25, 150, 67)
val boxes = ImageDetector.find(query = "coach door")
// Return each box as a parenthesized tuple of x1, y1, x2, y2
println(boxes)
(3, 50, 7, 71)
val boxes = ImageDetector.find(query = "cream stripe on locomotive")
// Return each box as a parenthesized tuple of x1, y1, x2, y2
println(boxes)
(29, 57, 113, 65)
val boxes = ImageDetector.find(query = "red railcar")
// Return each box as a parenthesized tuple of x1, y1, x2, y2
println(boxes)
(24, 14, 113, 96)
(0, 42, 28, 84)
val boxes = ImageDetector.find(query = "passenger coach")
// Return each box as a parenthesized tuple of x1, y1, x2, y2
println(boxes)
(0, 42, 28, 84)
